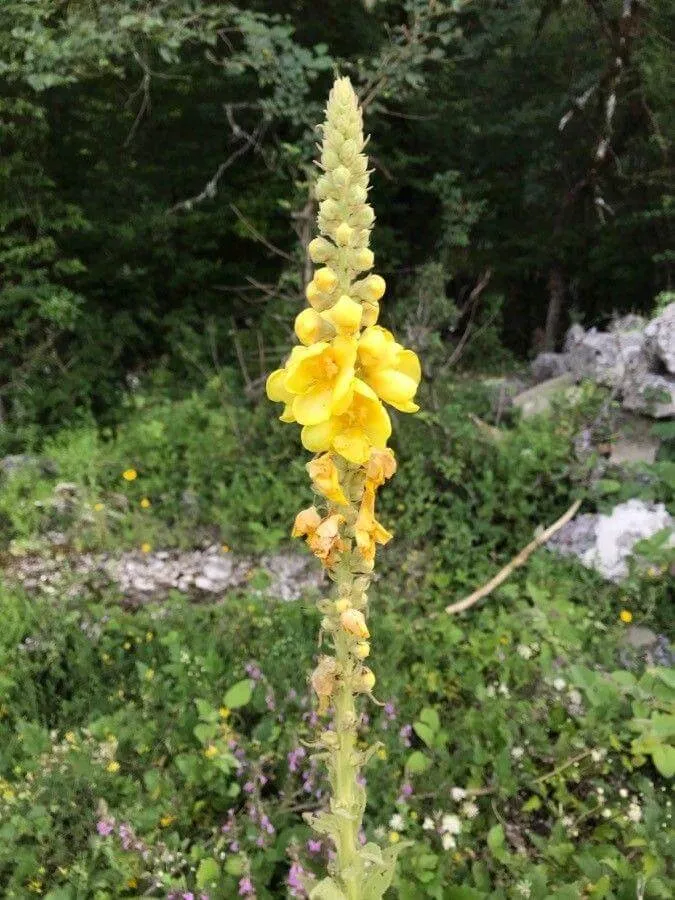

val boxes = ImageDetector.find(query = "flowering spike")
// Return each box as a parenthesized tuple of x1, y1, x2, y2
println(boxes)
(266, 76, 421, 898)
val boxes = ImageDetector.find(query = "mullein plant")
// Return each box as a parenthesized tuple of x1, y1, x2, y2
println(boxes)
(267, 77, 421, 900)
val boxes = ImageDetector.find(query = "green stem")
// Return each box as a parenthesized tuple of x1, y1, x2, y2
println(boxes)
(332, 581, 362, 899)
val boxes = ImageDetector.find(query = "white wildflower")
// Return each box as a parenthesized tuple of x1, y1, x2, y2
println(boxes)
(498, 682, 510, 697)
(515, 880, 532, 898)
(450, 787, 467, 801)
(422, 816, 435, 831)
(591, 748, 606, 763)
(553, 677, 566, 692)
(462, 801, 479, 819)
(486, 684, 496, 698)
(601, 808, 612, 819)
(388, 813, 405, 831)
(441, 832, 456, 851)
(619, 788, 628, 798)
(627, 803, 642, 823)
(441, 814, 461, 835)
(517, 644, 532, 660)
(567, 689, 583, 706)
(511, 746, 524, 760)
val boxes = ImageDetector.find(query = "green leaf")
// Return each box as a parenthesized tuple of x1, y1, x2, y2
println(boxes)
(405, 750, 431, 774)
(195, 698, 219, 722)
(418, 707, 440, 732)
(193, 722, 217, 745)
(196, 857, 220, 889)
(309, 878, 347, 899)
(223, 678, 254, 709)
(413, 722, 436, 748)
(651, 744, 675, 777)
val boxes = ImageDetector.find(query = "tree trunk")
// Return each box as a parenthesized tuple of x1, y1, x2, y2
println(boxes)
(544, 265, 565, 350)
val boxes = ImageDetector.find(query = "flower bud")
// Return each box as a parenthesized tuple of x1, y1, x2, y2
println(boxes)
(323, 295, 362, 334)
(359, 274, 386, 302)
(335, 222, 353, 247)
(335, 597, 351, 613)
(340, 608, 369, 639)
(314, 175, 331, 201)
(354, 641, 370, 660)
(352, 248, 374, 272)
(361, 301, 379, 327)
(353, 205, 375, 228)
(308, 237, 334, 264)
(314, 267, 338, 294)
(355, 667, 376, 693)
(320, 198, 340, 220)
(321, 148, 340, 170)
(340, 138, 358, 163)
(332, 165, 351, 189)
(295, 308, 334, 345)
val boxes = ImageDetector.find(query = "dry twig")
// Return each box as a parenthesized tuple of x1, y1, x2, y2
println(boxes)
(445, 498, 582, 615)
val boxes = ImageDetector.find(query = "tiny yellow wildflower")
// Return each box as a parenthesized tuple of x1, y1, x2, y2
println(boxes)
(389, 831, 400, 843)
(106, 761, 120, 774)
(140, 542, 152, 554)
(160, 814, 176, 828)
(620, 609, 633, 624)
(122, 468, 138, 481)
(221, 543, 231, 553)
(123, 641, 131, 650)
(144, 668, 154, 681)
(64, 731, 76, 744)
(145, 631, 153, 642)
(27, 880, 43, 894)
(126, 878, 138, 889)
(219, 706, 231, 720)
(204, 744, 218, 759)
(140, 497, 151, 509)
(94, 502, 104, 512)
(376, 747, 387, 761)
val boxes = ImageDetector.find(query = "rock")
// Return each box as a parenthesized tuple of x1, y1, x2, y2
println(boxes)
(622, 625, 658, 649)
(512, 373, 576, 418)
(548, 499, 674, 581)
(622, 373, 675, 418)
(530, 352, 569, 383)
(567, 327, 651, 391)
(609, 314, 647, 334)
(609, 436, 660, 465)
(0, 454, 39, 474)
(644, 303, 675, 374)
(564, 323, 586, 352)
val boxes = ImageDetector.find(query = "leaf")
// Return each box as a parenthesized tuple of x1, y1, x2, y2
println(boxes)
(223, 678, 254, 709)
(193, 722, 217, 745)
(521, 795, 542, 812)
(418, 707, 440, 732)
(405, 750, 431, 774)
(651, 744, 675, 778)
(413, 722, 436, 748)
(309, 877, 347, 899)
(195, 698, 219, 722)
(196, 857, 220, 889)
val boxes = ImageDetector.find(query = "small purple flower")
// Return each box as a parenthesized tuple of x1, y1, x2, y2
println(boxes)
(243, 780, 255, 794)
(96, 818, 114, 836)
(307, 839, 322, 854)
(384, 702, 397, 720)
(260, 814, 275, 835)
(287, 747, 306, 773)
(258, 773, 268, 786)
(245, 662, 262, 682)
(182, 894, 195, 900)
(229, 840, 240, 853)
(255, 835, 265, 847)
(288, 861, 312, 897)
(238, 876, 255, 897)
(358, 830, 366, 845)
(288, 688, 298, 701)
(265, 694, 276, 711)
(399, 724, 413, 747)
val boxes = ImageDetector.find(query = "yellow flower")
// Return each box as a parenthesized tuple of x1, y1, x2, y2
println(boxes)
(126, 878, 138, 889)
(292, 506, 322, 539)
(219, 706, 231, 719)
(27, 880, 43, 894)
(377, 747, 388, 761)
(94, 502, 104, 512)
(140, 497, 151, 509)
(301, 379, 391, 465)
(122, 468, 138, 481)
(160, 814, 176, 828)
(140, 542, 152, 554)
(65, 731, 76, 744)
(355, 484, 393, 564)
(358, 326, 421, 412)
(106, 761, 120, 774)
(204, 744, 218, 759)
(321, 295, 363, 336)
(366, 448, 397, 487)
(308, 514, 346, 567)
(221, 543, 231, 553)
(266, 365, 297, 423)
(285, 337, 357, 426)
(295, 308, 334, 346)
(354, 641, 370, 660)
(340, 608, 370, 639)
(355, 666, 376, 693)
(620, 609, 633, 624)
(307, 453, 349, 505)
(389, 830, 400, 843)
